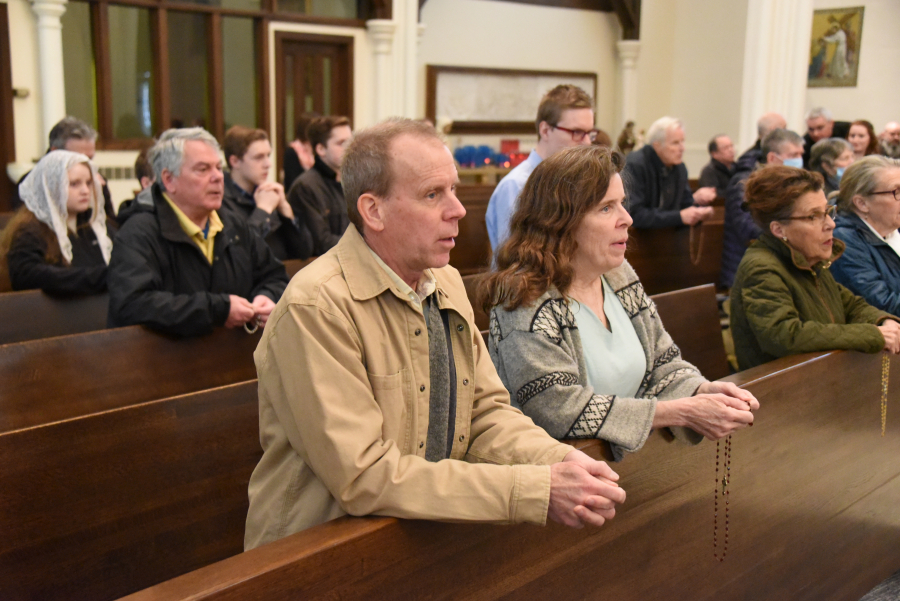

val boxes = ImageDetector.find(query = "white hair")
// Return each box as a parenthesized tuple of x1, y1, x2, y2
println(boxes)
(149, 127, 221, 191)
(647, 116, 684, 146)
(806, 107, 833, 122)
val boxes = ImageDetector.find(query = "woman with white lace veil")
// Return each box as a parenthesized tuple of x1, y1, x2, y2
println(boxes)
(479, 145, 758, 460)
(0, 150, 113, 294)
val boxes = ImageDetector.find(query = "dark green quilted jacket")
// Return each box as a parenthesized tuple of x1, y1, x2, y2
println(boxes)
(730, 233, 891, 370)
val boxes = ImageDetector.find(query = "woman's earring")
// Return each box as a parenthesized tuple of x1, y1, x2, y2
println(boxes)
(782, 236, 788, 242)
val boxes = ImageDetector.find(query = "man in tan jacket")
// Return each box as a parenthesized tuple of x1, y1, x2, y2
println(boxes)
(245, 118, 626, 550)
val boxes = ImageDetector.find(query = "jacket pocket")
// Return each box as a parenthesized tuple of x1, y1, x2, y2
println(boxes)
(367, 368, 413, 453)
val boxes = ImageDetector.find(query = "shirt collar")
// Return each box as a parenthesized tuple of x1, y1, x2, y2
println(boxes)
(161, 192, 223, 240)
(367, 245, 437, 311)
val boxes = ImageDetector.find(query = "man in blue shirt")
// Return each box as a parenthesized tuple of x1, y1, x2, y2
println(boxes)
(486, 85, 596, 252)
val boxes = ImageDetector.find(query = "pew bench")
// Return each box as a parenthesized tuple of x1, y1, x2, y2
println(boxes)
(0, 325, 260, 433)
(118, 350, 900, 600)
(0, 290, 109, 345)
(0, 381, 260, 601)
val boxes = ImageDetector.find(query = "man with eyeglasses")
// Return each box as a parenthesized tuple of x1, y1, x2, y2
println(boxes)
(486, 84, 596, 252)
(622, 116, 717, 230)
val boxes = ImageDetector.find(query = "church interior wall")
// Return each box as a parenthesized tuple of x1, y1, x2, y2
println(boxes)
(806, 0, 900, 132)
(418, 0, 620, 157)
(636, 0, 749, 176)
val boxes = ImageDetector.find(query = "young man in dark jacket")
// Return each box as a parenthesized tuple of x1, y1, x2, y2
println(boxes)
(286, 116, 352, 255)
(222, 126, 313, 261)
(107, 128, 288, 337)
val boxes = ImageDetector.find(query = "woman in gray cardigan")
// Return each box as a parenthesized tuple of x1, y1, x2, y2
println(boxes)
(479, 146, 758, 460)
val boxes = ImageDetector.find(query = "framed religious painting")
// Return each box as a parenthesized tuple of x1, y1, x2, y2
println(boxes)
(808, 6, 864, 88)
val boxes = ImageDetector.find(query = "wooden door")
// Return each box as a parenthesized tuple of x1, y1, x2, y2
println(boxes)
(0, 3, 16, 211)
(274, 32, 352, 181)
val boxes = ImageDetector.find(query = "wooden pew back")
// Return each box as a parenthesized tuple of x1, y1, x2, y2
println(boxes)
(0, 381, 260, 601)
(651, 283, 730, 380)
(121, 350, 900, 600)
(624, 206, 725, 295)
(450, 185, 492, 275)
(0, 290, 109, 345)
(0, 325, 260, 433)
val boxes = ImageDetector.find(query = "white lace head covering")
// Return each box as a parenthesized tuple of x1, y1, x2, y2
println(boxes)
(18, 151, 112, 265)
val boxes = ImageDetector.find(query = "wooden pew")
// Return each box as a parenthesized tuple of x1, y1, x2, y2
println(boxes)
(450, 185, 492, 275)
(0, 381, 261, 601)
(0, 325, 260, 433)
(652, 283, 730, 380)
(461, 272, 489, 331)
(117, 349, 900, 600)
(282, 257, 316, 279)
(626, 206, 725, 295)
(0, 290, 109, 345)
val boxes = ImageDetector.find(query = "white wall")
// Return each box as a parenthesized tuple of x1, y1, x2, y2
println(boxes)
(806, 0, 900, 132)
(636, 0, 749, 176)
(6, 0, 43, 179)
(418, 0, 620, 154)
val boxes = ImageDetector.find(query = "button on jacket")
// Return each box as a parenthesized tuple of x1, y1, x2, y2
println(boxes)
(244, 225, 573, 550)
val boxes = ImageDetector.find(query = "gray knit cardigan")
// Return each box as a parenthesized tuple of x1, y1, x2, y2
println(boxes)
(488, 260, 707, 461)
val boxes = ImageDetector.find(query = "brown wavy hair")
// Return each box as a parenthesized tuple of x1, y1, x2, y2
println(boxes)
(0, 207, 64, 290)
(744, 166, 824, 231)
(850, 120, 880, 156)
(477, 145, 623, 313)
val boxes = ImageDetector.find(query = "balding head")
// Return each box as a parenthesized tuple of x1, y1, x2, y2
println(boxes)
(757, 112, 787, 139)
(885, 122, 900, 145)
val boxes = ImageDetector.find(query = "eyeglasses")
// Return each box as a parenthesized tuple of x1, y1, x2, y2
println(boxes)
(781, 204, 837, 224)
(552, 125, 600, 142)
(870, 188, 900, 201)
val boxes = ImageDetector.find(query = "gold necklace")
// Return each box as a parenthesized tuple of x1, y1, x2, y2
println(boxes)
(882, 353, 889, 437)
(713, 434, 731, 561)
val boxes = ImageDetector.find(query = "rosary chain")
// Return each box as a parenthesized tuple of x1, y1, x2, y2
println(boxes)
(713, 434, 731, 561)
(882, 353, 889, 437)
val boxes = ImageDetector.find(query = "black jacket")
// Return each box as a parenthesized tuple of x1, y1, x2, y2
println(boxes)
(698, 158, 734, 198)
(282, 146, 305, 193)
(287, 156, 346, 254)
(803, 121, 851, 169)
(221, 174, 313, 261)
(622, 144, 694, 229)
(6, 213, 108, 294)
(107, 183, 288, 337)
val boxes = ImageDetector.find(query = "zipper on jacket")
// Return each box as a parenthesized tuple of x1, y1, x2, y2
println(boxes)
(812, 272, 836, 323)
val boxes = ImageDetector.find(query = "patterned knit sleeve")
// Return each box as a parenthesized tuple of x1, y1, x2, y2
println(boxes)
(489, 299, 617, 443)
(614, 271, 707, 446)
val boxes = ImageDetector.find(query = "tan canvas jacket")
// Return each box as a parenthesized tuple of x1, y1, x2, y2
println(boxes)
(244, 225, 573, 550)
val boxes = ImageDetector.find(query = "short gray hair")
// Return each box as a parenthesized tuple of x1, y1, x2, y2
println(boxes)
(834, 155, 900, 213)
(810, 137, 852, 171)
(48, 116, 97, 150)
(761, 129, 803, 160)
(806, 106, 833, 122)
(149, 127, 220, 191)
(647, 116, 683, 146)
(341, 118, 443, 232)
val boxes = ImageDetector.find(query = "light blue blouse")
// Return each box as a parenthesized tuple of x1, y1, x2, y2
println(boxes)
(572, 277, 647, 398)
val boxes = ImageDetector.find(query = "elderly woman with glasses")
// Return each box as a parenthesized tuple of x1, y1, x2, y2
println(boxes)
(481, 145, 758, 461)
(729, 166, 900, 370)
(830, 156, 900, 314)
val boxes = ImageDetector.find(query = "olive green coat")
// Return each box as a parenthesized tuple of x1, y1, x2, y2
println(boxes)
(730, 233, 891, 370)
